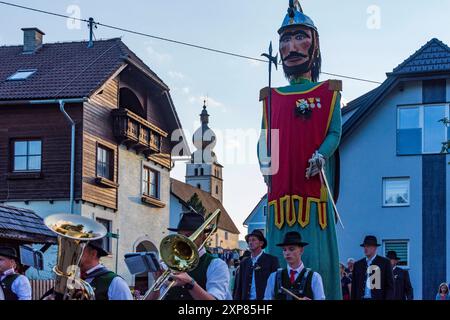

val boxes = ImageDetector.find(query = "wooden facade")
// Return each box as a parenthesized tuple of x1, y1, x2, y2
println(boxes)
(0, 103, 83, 201)
(0, 65, 177, 211)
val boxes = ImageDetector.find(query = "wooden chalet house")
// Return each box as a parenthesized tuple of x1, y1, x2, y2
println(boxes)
(0, 28, 188, 287)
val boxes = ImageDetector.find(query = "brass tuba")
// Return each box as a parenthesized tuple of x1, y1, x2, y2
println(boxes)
(143, 209, 221, 300)
(44, 213, 107, 300)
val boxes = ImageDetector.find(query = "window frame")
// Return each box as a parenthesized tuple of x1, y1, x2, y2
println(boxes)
(96, 143, 114, 181)
(382, 239, 410, 268)
(11, 138, 42, 173)
(7, 69, 37, 81)
(382, 177, 411, 207)
(397, 103, 450, 155)
(142, 166, 160, 199)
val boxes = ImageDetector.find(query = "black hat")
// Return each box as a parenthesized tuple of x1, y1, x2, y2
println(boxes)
(386, 250, 400, 261)
(168, 210, 205, 232)
(360, 235, 381, 247)
(87, 239, 109, 257)
(276, 231, 309, 247)
(245, 230, 267, 249)
(0, 247, 18, 260)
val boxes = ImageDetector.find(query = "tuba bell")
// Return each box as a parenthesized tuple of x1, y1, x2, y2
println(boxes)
(44, 213, 107, 300)
(143, 209, 221, 300)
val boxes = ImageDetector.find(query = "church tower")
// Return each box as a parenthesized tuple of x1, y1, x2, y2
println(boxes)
(186, 102, 223, 202)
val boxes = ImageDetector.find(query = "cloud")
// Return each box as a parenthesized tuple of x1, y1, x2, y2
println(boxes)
(248, 59, 263, 68)
(187, 95, 227, 112)
(146, 45, 171, 63)
(168, 71, 185, 80)
(182, 87, 190, 94)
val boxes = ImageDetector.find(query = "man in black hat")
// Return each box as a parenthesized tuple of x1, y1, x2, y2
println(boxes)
(351, 235, 394, 300)
(149, 211, 231, 300)
(78, 238, 132, 300)
(264, 231, 325, 300)
(386, 250, 413, 300)
(0, 246, 32, 300)
(233, 230, 279, 300)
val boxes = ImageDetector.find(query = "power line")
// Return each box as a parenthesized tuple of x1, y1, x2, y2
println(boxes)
(0, 1, 382, 84)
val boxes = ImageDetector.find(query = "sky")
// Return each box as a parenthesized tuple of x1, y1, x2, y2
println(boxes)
(1, 0, 450, 239)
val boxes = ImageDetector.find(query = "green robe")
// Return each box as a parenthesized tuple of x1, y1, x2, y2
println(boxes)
(258, 77, 342, 300)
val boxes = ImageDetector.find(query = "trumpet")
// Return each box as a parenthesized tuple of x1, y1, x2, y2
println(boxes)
(143, 209, 221, 300)
(44, 213, 107, 300)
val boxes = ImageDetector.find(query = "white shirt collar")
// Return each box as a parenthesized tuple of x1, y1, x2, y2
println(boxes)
(366, 254, 377, 264)
(86, 264, 103, 275)
(251, 251, 264, 263)
(1, 268, 15, 279)
(199, 247, 206, 258)
(287, 263, 304, 275)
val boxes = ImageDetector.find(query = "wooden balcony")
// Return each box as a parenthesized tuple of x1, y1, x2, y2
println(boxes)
(112, 108, 168, 156)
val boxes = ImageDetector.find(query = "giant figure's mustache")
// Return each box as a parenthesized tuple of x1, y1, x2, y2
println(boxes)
(282, 52, 308, 62)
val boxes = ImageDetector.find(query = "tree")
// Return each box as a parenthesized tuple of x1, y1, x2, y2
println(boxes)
(186, 193, 206, 216)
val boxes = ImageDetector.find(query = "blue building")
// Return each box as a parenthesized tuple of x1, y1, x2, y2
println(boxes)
(243, 194, 267, 235)
(338, 38, 450, 300)
(244, 38, 450, 300)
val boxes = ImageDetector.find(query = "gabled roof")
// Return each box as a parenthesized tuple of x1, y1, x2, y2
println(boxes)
(0, 204, 56, 243)
(170, 178, 240, 234)
(243, 194, 267, 227)
(390, 38, 450, 75)
(342, 38, 450, 139)
(0, 38, 168, 101)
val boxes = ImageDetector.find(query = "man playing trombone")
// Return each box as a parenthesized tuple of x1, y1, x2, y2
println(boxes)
(147, 210, 231, 300)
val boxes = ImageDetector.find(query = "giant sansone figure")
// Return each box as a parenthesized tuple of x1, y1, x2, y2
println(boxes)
(258, 0, 343, 300)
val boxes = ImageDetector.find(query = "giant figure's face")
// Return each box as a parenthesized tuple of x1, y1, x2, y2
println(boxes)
(279, 25, 317, 79)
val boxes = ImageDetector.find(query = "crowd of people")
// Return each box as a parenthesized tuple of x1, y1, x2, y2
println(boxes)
(229, 233, 417, 300)
(0, 211, 446, 301)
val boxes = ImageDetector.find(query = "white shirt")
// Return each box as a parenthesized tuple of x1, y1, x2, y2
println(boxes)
(364, 254, 377, 299)
(199, 248, 232, 300)
(249, 251, 264, 300)
(0, 268, 32, 300)
(84, 264, 133, 300)
(161, 248, 232, 300)
(264, 263, 325, 300)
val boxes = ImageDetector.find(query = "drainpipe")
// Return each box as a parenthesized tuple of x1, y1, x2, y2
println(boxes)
(25, 98, 87, 214)
(59, 100, 76, 214)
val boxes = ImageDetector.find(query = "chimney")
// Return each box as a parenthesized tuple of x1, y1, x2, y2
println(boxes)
(21, 28, 45, 53)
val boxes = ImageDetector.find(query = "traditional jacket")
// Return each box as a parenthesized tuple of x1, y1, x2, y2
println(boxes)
(0, 274, 20, 300)
(164, 251, 216, 300)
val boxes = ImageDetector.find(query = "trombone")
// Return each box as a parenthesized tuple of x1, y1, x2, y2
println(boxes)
(143, 209, 221, 300)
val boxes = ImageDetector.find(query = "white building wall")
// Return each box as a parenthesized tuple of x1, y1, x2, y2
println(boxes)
(114, 145, 171, 285)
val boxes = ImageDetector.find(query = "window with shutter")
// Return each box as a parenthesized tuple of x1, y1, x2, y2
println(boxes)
(383, 240, 409, 267)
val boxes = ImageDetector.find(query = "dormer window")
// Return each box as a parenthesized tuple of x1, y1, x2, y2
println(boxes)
(7, 69, 36, 81)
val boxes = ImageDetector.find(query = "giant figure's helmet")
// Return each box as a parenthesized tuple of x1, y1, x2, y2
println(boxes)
(278, 0, 317, 34)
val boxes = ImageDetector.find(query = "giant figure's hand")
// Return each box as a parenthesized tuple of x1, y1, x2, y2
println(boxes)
(305, 151, 325, 179)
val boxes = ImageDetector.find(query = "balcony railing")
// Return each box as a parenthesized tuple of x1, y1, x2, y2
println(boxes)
(112, 108, 168, 156)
